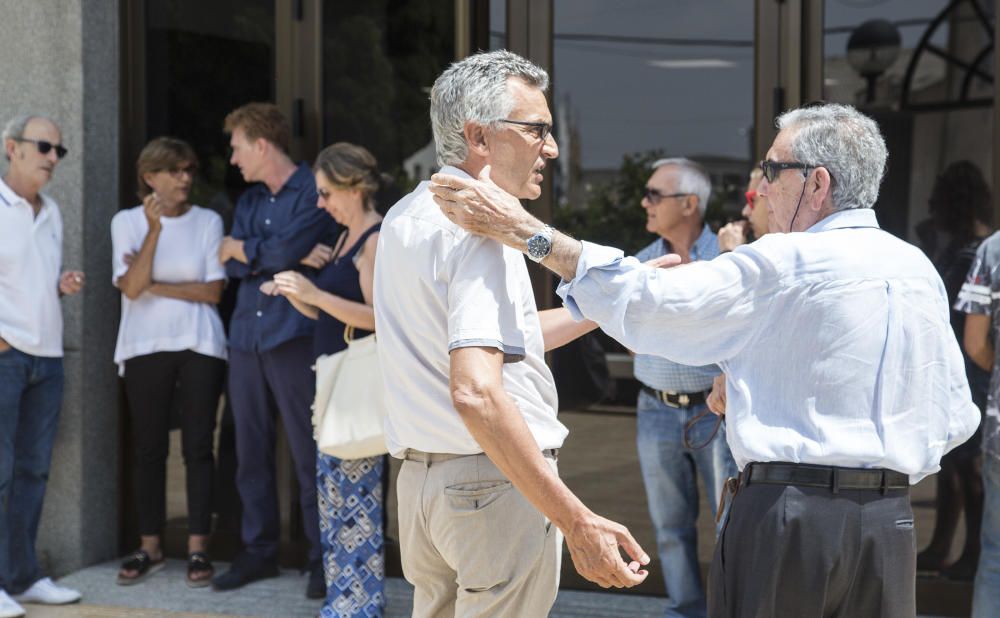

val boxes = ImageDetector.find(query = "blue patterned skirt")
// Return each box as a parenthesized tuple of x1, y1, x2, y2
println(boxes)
(317, 452, 385, 618)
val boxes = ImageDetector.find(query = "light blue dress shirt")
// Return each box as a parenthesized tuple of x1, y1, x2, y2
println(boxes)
(558, 208, 980, 481)
(633, 225, 720, 393)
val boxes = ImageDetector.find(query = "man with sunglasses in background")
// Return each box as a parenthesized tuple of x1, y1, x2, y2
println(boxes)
(430, 102, 979, 617)
(0, 115, 83, 618)
(631, 157, 735, 618)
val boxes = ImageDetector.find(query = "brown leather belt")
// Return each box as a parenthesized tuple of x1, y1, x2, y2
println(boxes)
(743, 462, 909, 493)
(641, 385, 710, 408)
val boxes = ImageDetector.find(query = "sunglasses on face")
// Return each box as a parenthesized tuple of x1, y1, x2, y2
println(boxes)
(643, 188, 691, 205)
(759, 159, 812, 184)
(744, 190, 757, 210)
(15, 138, 68, 159)
(499, 119, 553, 141)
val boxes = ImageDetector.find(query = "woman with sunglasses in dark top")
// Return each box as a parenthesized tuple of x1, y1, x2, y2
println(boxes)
(265, 142, 385, 618)
(111, 137, 227, 588)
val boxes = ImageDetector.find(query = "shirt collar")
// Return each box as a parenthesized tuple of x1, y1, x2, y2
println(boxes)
(438, 165, 473, 180)
(806, 208, 880, 233)
(661, 223, 718, 260)
(0, 176, 53, 215)
(0, 176, 19, 207)
(280, 162, 313, 192)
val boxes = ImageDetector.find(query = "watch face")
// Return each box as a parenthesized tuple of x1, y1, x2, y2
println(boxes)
(528, 234, 552, 260)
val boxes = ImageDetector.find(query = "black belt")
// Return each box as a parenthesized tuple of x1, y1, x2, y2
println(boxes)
(641, 385, 710, 408)
(744, 462, 909, 493)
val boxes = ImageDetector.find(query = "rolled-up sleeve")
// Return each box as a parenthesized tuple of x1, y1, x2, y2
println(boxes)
(557, 241, 776, 366)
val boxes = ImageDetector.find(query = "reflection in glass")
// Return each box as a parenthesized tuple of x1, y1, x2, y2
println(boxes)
(551, 0, 754, 254)
(822, 0, 993, 241)
(321, 1, 454, 199)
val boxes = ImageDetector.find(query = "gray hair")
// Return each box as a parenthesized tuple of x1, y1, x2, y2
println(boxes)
(776, 104, 887, 211)
(430, 50, 549, 167)
(3, 115, 57, 161)
(651, 157, 712, 217)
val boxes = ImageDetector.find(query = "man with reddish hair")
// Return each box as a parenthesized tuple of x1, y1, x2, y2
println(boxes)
(213, 102, 336, 597)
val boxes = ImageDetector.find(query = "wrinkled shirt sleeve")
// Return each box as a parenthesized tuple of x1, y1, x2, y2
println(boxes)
(557, 241, 773, 367)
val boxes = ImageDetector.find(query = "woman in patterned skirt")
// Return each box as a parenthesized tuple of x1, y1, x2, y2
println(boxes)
(267, 142, 385, 617)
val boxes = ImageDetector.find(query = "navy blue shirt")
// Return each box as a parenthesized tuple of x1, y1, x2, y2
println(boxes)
(225, 163, 338, 352)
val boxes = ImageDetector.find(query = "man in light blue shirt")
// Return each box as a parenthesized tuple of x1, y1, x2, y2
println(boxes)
(631, 158, 735, 618)
(429, 103, 980, 618)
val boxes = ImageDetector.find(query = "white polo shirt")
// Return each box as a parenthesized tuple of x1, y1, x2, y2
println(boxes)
(0, 177, 64, 357)
(374, 166, 567, 457)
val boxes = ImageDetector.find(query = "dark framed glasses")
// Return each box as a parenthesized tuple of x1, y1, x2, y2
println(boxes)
(14, 138, 68, 159)
(744, 190, 757, 210)
(644, 188, 691, 205)
(499, 119, 553, 141)
(759, 159, 812, 183)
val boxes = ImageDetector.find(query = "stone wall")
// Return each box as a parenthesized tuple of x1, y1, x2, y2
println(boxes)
(0, 0, 121, 575)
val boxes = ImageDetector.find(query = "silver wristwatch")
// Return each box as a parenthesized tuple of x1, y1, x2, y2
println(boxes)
(526, 225, 555, 263)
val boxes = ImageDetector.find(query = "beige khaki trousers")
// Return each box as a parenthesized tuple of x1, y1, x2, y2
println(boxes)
(397, 452, 562, 618)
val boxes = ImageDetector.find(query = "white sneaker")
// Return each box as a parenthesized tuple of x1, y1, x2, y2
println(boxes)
(12, 577, 81, 605)
(0, 591, 24, 618)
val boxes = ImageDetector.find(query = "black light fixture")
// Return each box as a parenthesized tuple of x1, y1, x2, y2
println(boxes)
(846, 19, 902, 104)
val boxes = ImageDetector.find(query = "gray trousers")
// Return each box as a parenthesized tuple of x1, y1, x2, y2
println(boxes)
(708, 480, 916, 618)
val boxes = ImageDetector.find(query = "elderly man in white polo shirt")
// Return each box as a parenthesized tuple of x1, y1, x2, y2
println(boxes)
(374, 50, 649, 618)
(0, 115, 84, 618)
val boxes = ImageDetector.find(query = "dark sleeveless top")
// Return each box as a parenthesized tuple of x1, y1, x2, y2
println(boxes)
(312, 222, 381, 360)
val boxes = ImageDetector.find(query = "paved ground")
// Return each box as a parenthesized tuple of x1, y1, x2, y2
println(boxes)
(37, 561, 669, 617)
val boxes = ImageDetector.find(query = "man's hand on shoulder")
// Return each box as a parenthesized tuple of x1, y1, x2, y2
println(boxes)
(430, 165, 539, 249)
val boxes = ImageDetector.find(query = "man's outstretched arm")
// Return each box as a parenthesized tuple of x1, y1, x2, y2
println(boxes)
(450, 345, 649, 588)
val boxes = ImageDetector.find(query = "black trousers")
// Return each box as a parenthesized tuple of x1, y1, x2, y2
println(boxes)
(124, 350, 225, 536)
(708, 476, 916, 618)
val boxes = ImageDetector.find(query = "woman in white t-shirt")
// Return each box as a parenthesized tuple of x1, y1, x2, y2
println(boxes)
(110, 137, 227, 588)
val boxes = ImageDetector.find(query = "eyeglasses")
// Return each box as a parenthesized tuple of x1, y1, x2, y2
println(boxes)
(499, 119, 553, 141)
(744, 190, 757, 210)
(759, 159, 813, 184)
(644, 188, 691, 205)
(14, 138, 68, 159)
(164, 165, 197, 178)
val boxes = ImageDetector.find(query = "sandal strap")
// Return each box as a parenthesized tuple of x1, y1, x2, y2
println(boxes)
(121, 549, 152, 571)
(188, 552, 213, 573)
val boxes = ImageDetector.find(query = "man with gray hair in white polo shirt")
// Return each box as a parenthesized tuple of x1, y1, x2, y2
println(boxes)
(374, 50, 650, 617)
(0, 115, 84, 618)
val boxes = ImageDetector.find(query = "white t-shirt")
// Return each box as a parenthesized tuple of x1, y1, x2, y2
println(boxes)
(111, 205, 227, 376)
(373, 166, 567, 457)
(0, 178, 63, 357)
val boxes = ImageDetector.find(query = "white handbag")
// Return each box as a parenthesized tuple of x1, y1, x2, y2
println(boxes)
(312, 326, 388, 459)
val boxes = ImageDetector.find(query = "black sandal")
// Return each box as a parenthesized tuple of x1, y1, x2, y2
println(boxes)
(187, 551, 214, 588)
(116, 549, 165, 585)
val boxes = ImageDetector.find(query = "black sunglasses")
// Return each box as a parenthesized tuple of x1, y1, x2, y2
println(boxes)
(643, 188, 691, 205)
(15, 138, 68, 159)
(759, 159, 812, 184)
(499, 119, 553, 141)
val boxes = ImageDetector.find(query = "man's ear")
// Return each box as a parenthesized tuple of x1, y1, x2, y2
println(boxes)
(683, 195, 699, 216)
(463, 121, 490, 158)
(4, 138, 16, 162)
(810, 166, 833, 211)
